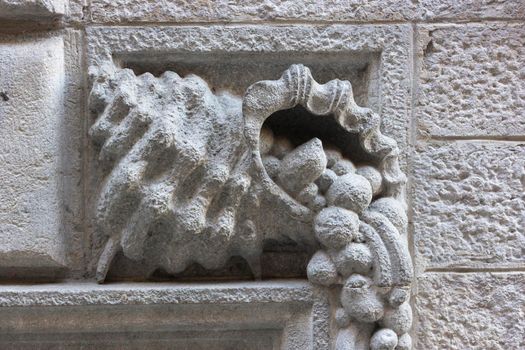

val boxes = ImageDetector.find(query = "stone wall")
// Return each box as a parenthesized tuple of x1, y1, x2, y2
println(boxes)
(0, 1, 523, 349)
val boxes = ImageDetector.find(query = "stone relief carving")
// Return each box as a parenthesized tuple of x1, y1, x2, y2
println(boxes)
(89, 63, 413, 349)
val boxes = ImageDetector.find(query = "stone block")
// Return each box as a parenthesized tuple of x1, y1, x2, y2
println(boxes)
(0, 0, 65, 19)
(414, 272, 525, 349)
(412, 141, 525, 271)
(88, 0, 419, 23)
(88, 0, 525, 23)
(418, 0, 525, 21)
(416, 23, 525, 138)
(0, 31, 83, 277)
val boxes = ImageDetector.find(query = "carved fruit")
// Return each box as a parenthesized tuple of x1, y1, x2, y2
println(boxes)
(315, 168, 337, 193)
(332, 243, 373, 276)
(306, 250, 339, 286)
(369, 197, 407, 233)
(396, 334, 412, 350)
(332, 159, 356, 176)
(326, 173, 372, 214)
(340, 274, 385, 323)
(314, 207, 359, 249)
(370, 328, 398, 350)
(277, 138, 327, 195)
(356, 165, 383, 196)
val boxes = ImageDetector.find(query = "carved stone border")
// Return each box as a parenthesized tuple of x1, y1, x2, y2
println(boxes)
(86, 24, 412, 154)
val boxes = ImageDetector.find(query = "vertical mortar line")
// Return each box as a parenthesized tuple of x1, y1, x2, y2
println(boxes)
(80, 10, 90, 279)
(407, 21, 419, 346)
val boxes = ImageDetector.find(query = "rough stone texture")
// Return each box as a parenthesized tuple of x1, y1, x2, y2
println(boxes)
(0, 281, 328, 349)
(86, 24, 412, 161)
(0, 0, 524, 348)
(413, 142, 525, 271)
(0, 0, 64, 19)
(88, 0, 525, 23)
(417, 0, 525, 21)
(417, 23, 525, 138)
(415, 273, 525, 349)
(0, 34, 67, 271)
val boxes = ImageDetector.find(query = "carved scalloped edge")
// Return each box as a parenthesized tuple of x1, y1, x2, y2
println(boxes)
(243, 65, 413, 349)
(243, 64, 407, 203)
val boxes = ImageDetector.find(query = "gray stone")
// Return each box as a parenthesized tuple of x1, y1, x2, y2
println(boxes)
(368, 197, 407, 234)
(324, 148, 342, 169)
(88, 60, 412, 349)
(416, 23, 525, 138)
(314, 207, 360, 249)
(370, 328, 398, 350)
(262, 155, 280, 179)
(326, 173, 373, 214)
(259, 126, 274, 155)
(88, 0, 525, 23)
(0, 34, 69, 272)
(413, 141, 525, 271)
(306, 250, 339, 286)
(0, 0, 64, 19)
(381, 302, 412, 335)
(332, 243, 374, 276)
(356, 165, 383, 196)
(278, 138, 327, 195)
(332, 159, 356, 176)
(0, 281, 329, 349)
(396, 334, 412, 350)
(86, 25, 413, 158)
(418, 0, 525, 21)
(270, 136, 293, 159)
(315, 169, 337, 194)
(414, 272, 525, 349)
(340, 274, 385, 323)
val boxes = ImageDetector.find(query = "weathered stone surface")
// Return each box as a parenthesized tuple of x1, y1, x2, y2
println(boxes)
(0, 0, 64, 19)
(0, 281, 329, 349)
(88, 59, 412, 347)
(418, 0, 525, 20)
(88, 0, 416, 23)
(0, 280, 315, 307)
(0, 34, 67, 271)
(417, 23, 525, 138)
(89, 0, 525, 23)
(413, 142, 525, 270)
(415, 272, 525, 349)
(86, 25, 412, 157)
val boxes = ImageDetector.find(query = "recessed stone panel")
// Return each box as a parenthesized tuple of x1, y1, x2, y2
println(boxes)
(412, 141, 525, 271)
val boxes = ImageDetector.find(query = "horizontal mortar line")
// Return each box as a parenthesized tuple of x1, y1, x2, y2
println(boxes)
(82, 17, 525, 28)
(424, 266, 525, 273)
(420, 135, 525, 143)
